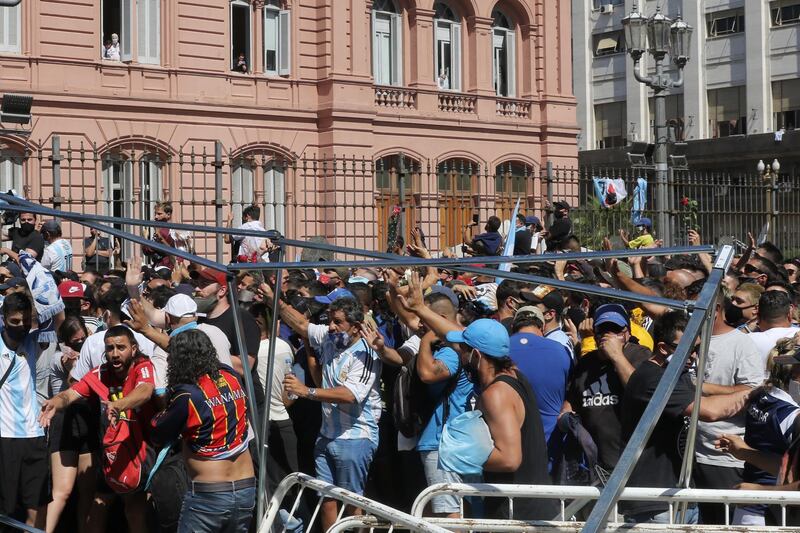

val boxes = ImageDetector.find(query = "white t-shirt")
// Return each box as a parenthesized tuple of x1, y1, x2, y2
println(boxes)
(696, 329, 765, 467)
(71, 324, 157, 381)
(255, 337, 294, 422)
(149, 324, 234, 392)
(748, 326, 799, 374)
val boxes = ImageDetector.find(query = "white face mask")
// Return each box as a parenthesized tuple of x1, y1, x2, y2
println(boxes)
(112, 36, 119, 45)
(789, 380, 800, 404)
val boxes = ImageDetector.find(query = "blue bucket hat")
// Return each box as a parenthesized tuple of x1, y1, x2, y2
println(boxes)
(445, 318, 510, 358)
(314, 288, 356, 305)
(636, 217, 653, 229)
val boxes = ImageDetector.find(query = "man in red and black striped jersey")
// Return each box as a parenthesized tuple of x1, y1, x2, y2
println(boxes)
(151, 329, 255, 533)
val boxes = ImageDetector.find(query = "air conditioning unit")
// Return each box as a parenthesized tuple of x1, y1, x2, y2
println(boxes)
(600, 4, 614, 14)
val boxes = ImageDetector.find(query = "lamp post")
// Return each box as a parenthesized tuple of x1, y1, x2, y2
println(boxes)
(622, 4, 693, 246)
(758, 159, 781, 241)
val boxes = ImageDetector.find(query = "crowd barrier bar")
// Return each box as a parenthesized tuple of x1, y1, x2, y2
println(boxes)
(0, 195, 734, 533)
(260, 472, 452, 533)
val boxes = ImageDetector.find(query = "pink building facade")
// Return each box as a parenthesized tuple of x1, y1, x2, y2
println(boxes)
(0, 0, 577, 258)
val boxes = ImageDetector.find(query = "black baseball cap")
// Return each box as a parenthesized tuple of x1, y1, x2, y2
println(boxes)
(520, 285, 565, 315)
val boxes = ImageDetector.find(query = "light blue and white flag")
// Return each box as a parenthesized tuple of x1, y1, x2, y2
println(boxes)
(496, 198, 521, 284)
(631, 177, 648, 225)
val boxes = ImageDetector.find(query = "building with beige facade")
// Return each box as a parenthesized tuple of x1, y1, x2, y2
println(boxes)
(0, 0, 577, 258)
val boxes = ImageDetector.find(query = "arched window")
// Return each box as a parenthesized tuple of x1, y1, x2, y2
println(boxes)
(264, 0, 290, 76)
(433, 1, 461, 91)
(372, 0, 402, 86)
(495, 161, 530, 194)
(437, 157, 476, 249)
(492, 8, 516, 97)
(231, 154, 286, 233)
(375, 153, 419, 249)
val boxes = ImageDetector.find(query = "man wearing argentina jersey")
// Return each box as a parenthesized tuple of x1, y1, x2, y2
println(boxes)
(0, 293, 54, 529)
(269, 286, 381, 533)
(40, 220, 73, 273)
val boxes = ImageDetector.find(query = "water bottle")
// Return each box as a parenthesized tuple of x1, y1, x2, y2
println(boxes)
(285, 358, 299, 401)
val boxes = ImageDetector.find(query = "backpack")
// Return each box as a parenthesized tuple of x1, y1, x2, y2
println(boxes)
(83, 364, 155, 494)
(392, 351, 460, 439)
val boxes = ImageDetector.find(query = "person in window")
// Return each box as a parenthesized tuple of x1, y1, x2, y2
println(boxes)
(104, 34, 121, 61)
(437, 68, 450, 90)
(234, 52, 248, 73)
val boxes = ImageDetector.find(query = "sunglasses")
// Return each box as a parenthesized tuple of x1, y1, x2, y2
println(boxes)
(594, 324, 626, 335)
(665, 341, 700, 356)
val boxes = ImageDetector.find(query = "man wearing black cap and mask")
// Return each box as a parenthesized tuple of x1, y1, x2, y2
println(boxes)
(545, 201, 572, 251)
(1, 212, 45, 259)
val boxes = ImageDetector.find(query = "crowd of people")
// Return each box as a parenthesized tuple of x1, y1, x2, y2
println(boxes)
(2, 198, 800, 532)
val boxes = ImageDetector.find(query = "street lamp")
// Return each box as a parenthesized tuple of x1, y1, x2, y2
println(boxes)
(758, 159, 780, 241)
(622, 3, 693, 246)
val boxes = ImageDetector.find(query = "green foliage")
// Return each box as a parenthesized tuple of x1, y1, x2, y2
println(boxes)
(571, 196, 635, 250)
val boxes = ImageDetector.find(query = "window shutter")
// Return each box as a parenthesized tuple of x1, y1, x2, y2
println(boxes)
(506, 30, 516, 98)
(278, 9, 291, 76)
(390, 13, 403, 86)
(433, 22, 439, 84)
(451, 22, 461, 92)
(371, 10, 379, 81)
(121, 0, 133, 62)
(148, 0, 160, 64)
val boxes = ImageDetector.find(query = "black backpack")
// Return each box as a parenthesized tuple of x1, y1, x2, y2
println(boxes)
(392, 351, 461, 438)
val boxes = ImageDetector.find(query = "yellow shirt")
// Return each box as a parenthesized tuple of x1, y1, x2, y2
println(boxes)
(628, 234, 655, 249)
(580, 321, 654, 356)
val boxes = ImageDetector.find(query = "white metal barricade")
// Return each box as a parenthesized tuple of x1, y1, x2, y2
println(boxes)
(411, 483, 800, 528)
(259, 472, 451, 533)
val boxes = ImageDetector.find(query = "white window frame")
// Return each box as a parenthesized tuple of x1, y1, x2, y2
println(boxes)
(372, 8, 403, 86)
(103, 157, 133, 259)
(230, 0, 252, 72)
(264, 5, 291, 76)
(137, 0, 160, 64)
(492, 27, 515, 97)
(434, 18, 461, 92)
(772, 1, 800, 26)
(138, 155, 161, 221)
(707, 9, 745, 38)
(264, 161, 285, 234)
(0, 3, 21, 54)
(231, 162, 255, 227)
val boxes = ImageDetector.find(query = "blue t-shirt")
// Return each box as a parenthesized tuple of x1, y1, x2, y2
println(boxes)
(510, 332, 572, 445)
(417, 346, 476, 452)
(744, 387, 800, 485)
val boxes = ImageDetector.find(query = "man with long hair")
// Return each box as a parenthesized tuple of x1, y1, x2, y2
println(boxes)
(150, 329, 255, 533)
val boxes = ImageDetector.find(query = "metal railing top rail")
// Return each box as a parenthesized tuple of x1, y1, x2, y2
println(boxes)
(260, 473, 452, 533)
(582, 247, 734, 533)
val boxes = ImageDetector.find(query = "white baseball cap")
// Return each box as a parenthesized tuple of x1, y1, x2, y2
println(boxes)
(164, 293, 197, 318)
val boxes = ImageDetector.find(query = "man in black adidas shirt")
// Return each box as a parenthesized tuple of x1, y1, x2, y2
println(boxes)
(561, 304, 651, 471)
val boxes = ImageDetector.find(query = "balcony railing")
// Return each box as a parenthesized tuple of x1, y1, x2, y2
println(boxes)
(496, 97, 531, 119)
(438, 93, 477, 114)
(374, 86, 417, 109)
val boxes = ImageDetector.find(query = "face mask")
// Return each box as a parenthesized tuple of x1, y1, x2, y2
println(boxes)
(464, 350, 481, 384)
(724, 302, 745, 326)
(169, 321, 198, 338)
(789, 380, 800, 404)
(19, 222, 34, 236)
(193, 295, 217, 314)
(555, 211, 565, 219)
(4, 325, 28, 343)
(328, 331, 351, 351)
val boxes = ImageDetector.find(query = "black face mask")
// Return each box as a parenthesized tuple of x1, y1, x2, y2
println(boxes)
(724, 302, 745, 326)
(18, 222, 34, 236)
(554, 211, 566, 219)
(5, 326, 28, 343)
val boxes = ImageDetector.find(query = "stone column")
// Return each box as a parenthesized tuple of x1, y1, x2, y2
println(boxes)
(745, 0, 771, 134)
(682, 0, 707, 140)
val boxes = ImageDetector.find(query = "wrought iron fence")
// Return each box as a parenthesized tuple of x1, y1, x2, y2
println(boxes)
(4, 134, 800, 264)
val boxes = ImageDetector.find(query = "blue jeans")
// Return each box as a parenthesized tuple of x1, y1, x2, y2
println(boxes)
(178, 485, 256, 533)
(314, 436, 377, 495)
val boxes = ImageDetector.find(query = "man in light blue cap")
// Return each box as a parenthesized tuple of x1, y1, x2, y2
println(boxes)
(444, 318, 556, 520)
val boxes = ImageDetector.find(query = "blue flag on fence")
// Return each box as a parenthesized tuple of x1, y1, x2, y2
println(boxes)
(496, 198, 521, 284)
(631, 177, 647, 225)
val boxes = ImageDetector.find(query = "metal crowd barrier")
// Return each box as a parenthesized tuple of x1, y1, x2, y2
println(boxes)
(411, 483, 800, 528)
(259, 473, 451, 533)
(0, 194, 738, 533)
(0, 515, 45, 533)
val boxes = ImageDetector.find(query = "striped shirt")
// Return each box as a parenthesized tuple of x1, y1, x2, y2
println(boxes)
(307, 324, 382, 444)
(0, 329, 44, 438)
(151, 366, 252, 460)
(41, 238, 73, 273)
